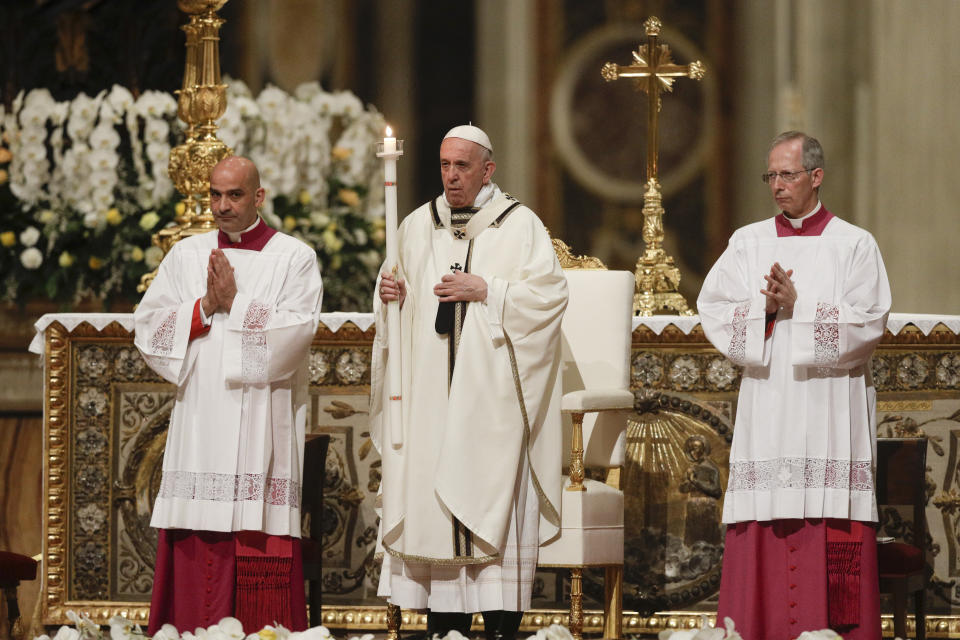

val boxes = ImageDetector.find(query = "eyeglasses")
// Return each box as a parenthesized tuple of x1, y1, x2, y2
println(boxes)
(761, 169, 811, 184)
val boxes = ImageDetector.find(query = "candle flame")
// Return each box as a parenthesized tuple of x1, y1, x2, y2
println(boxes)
(385, 125, 393, 137)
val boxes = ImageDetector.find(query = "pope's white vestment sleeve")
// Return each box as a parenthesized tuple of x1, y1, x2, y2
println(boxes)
(369, 261, 411, 449)
(222, 248, 323, 385)
(697, 232, 770, 367)
(790, 234, 891, 369)
(133, 244, 199, 385)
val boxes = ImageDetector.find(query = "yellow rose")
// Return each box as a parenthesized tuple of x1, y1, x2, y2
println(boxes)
(325, 221, 338, 233)
(175, 201, 186, 216)
(0, 168, 7, 185)
(130, 246, 144, 262)
(331, 146, 352, 161)
(258, 629, 277, 640)
(298, 190, 312, 206)
(338, 188, 360, 208)
(59, 252, 75, 267)
(105, 208, 122, 226)
(89, 256, 104, 270)
(372, 217, 386, 229)
(39, 209, 56, 224)
(139, 212, 160, 231)
(322, 228, 344, 253)
(283, 216, 297, 231)
(0, 231, 14, 247)
(0, 147, 11, 163)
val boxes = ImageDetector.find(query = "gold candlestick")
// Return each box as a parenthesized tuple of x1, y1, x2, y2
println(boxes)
(601, 16, 705, 316)
(139, 0, 232, 293)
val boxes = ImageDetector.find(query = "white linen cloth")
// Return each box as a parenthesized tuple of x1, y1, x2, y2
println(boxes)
(133, 230, 323, 536)
(371, 184, 568, 611)
(698, 215, 891, 524)
(27, 312, 958, 357)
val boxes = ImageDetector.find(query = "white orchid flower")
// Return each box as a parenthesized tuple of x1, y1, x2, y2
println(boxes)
(51, 625, 81, 640)
(90, 124, 122, 150)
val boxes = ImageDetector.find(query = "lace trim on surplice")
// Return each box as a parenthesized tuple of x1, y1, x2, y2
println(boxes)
(157, 470, 301, 508)
(241, 301, 272, 380)
(728, 302, 750, 364)
(814, 302, 840, 365)
(150, 310, 178, 355)
(728, 457, 873, 493)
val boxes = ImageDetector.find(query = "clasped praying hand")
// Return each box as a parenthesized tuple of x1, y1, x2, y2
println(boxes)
(761, 261, 796, 314)
(202, 249, 238, 316)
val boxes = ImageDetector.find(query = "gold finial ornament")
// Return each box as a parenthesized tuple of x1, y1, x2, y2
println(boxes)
(644, 16, 662, 36)
(139, 0, 232, 293)
(601, 16, 705, 316)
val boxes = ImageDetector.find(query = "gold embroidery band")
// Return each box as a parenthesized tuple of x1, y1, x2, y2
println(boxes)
(384, 544, 499, 566)
(503, 332, 561, 526)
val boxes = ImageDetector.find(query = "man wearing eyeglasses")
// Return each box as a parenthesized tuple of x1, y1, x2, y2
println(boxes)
(697, 131, 891, 640)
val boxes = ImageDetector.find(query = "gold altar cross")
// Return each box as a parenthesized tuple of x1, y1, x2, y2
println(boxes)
(601, 16, 705, 316)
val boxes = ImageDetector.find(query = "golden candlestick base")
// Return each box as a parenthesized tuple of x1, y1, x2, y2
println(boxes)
(633, 178, 694, 316)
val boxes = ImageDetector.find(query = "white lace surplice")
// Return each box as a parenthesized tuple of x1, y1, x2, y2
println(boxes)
(697, 216, 891, 523)
(134, 231, 323, 536)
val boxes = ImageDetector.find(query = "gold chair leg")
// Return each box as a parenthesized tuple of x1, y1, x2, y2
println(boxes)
(567, 412, 586, 492)
(386, 603, 402, 640)
(603, 565, 623, 639)
(569, 567, 584, 640)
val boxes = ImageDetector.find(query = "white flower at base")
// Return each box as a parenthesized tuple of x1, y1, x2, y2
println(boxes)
(290, 626, 333, 640)
(528, 624, 574, 640)
(658, 615, 739, 640)
(108, 613, 139, 640)
(50, 626, 80, 640)
(152, 624, 181, 640)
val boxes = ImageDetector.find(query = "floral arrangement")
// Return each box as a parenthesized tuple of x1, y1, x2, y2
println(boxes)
(35, 612, 575, 640)
(657, 615, 878, 640)
(0, 79, 386, 311)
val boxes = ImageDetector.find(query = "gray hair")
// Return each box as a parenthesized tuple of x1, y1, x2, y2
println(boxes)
(768, 131, 825, 171)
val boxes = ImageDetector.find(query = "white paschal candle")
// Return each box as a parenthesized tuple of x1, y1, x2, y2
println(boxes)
(382, 126, 403, 447)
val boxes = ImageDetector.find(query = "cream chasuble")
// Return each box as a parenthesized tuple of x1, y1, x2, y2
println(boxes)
(697, 213, 891, 524)
(134, 228, 323, 536)
(370, 185, 567, 610)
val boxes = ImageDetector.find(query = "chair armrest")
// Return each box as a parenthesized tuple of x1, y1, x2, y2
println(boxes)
(562, 389, 634, 412)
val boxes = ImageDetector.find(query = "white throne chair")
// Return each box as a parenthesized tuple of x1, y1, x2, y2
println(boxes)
(539, 247, 635, 640)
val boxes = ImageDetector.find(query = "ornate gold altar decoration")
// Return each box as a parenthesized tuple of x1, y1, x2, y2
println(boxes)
(601, 16, 705, 317)
(138, 0, 232, 293)
(35, 313, 960, 634)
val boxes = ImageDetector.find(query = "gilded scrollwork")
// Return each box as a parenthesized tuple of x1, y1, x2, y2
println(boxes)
(551, 238, 608, 270)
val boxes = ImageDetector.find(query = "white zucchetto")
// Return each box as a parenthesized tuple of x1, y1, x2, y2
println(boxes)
(443, 124, 493, 152)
